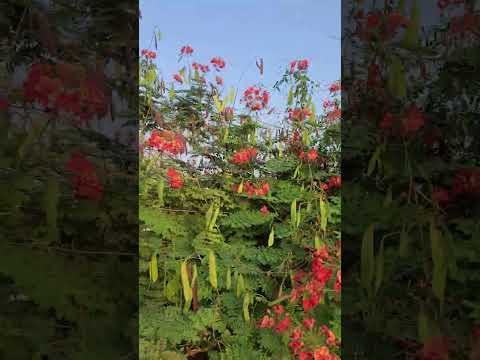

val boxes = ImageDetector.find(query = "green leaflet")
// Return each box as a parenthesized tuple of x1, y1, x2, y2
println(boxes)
(399, 228, 410, 258)
(149, 254, 158, 283)
(367, 146, 381, 176)
(181, 260, 192, 312)
(268, 227, 275, 247)
(243, 292, 250, 322)
(417, 307, 430, 343)
(226, 268, 232, 290)
(387, 56, 406, 99)
(209, 206, 220, 231)
(287, 87, 294, 105)
(290, 200, 297, 228)
(157, 179, 165, 206)
(208, 250, 218, 289)
(401, 0, 420, 49)
(314, 232, 322, 250)
(296, 205, 302, 228)
(236, 274, 245, 297)
(374, 239, 384, 295)
(383, 186, 392, 207)
(169, 83, 175, 101)
(205, 203, 214, 229)
(45, 176, 59, 243)
(320, 198, 327, 232)
(192, 264, 198, 287)
(361, 224, 375, 295)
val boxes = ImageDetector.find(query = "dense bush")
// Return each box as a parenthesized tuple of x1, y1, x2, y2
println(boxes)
(343, 0, 480, 358)
(139, 38, 342, 359)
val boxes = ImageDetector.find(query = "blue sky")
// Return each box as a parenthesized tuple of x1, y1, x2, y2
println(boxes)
(139, 0, 340, 125)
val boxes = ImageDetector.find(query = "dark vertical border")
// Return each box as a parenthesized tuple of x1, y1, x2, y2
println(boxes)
(342, 0, 480, 359)
(0, 1, 138, 358)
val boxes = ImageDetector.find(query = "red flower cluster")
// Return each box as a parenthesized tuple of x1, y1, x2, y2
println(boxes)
(288, 107, 313, 122)
(334, 270, 341, 294)
(173, 74, 183, 83)
(429, 169, 480, 207)
(210, 57, 226, 70)
(141, 49, 157, 59)
(66, 151, 103, 201)
(290, 59, 309, 73)
(437, 0, 464, 10)
(299, 149, 319, 162)
(258, 305, 292, 333)
(323, 100, 341, 124)
(354, 10, 409, 41)
(242, 86, 269, 111)
(180, 45, 194, 55)
(329, 81, 341, 93)
(325, 105, 341, 124)
(147, 129, 186, 155)
(452, 168, 480, 196)
(0, 98, 8, 110)
(381, 106, 426, 136)
(260, 205, 269, 215)
(215, 76, 224, 86)
(166, 168, 183, 189)
(23, 63, 109, 124)
(321, 176, 341, 192)
(401, 105, 426, 135)
(231, 147, 257, 165)
(448, 12, 480, 35)
(192, 62, 210, 73)
(232, 181, 270, 198)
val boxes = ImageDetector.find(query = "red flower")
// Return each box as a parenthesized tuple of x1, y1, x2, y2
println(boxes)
(211, 57, 226, 70)
(258, 315, 275, 329)
(299, 352, 314, 360)
(313, 346, 331, 360)
(67, 151, 103, 201)
(321, 325, 337, 346)
(0, 98, 8, 110)
(260, 205, 270, 216)
(242, 86, 269, 111)
(173, 74, 183, 83)
(334, 270, 341, 294)
(303, 318, 316, 330)
(215, 76, 224, 86)
(291, 327, 303, 340)
(166, 167, 184, 189)
(401, 105, 426, 135)
(452, 168, 480, 195)
(366, 12, 381, 31)
(67, 151, 96, 174)
(367, 63, 381, 89)
(307, 149, 318, 162)
(71, 173, 103, 201)
(147, 130, 186, 155)
(289, 340, 304, 355)
(272, 304, 285, 315)
(290, 59, 309, 73)
(180, 45, 194, 55)
(298, 59, 309, 71)
(303, 292, 320, 312)
(419, 336, 449, 360)
(329, 81, 341, 93)
(328, 175, 341, 189)
(141, 49, 156, 59)
(288, 107, 312, 122)
(432, 187, 450, 205)
(380, 112, 394, 130)
(232, 147, 257, 165)
(320, 183, 329, 192)
(274, 314, 292, 333)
